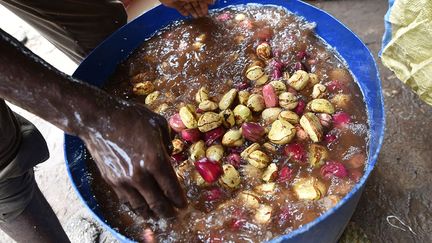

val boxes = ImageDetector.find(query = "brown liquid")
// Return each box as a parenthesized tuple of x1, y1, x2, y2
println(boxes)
(88, 5, 368, 242)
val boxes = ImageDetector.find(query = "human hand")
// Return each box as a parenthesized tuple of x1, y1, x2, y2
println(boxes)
(80, 101, 187, 217)
(160, 0, 214, 18)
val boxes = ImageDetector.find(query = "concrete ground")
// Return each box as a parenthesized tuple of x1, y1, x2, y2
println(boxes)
(0, 0, 431, 242)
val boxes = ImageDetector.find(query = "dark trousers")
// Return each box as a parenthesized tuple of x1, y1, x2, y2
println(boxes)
(0, 0, 127, 221)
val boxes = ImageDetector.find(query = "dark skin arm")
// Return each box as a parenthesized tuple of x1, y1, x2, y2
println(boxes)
(0, 28, 186, 217)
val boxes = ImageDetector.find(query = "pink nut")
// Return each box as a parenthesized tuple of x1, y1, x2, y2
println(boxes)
(204, 127, 225, 146)
(262, 84, 279, 107)
(181, 128, 202, 143)
(277, 166, 294, 182)
(205, 187, 223, 201)
(194, 158, 223, 183)
(320, 161, 348, 179)
(216, 12, 231, 21)
(294, 99, 306, 115)
(332, 112, 351, 128)
(241, 122, 266, 142)
(169, 113, 186, 133)
(317, 113, 333, 128)
(226, 153, 242, 169)
(284, 143, 307, 164)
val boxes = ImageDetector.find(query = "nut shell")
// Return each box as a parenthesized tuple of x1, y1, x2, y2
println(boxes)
(256, 42, 272, 59)
(288, 70, 309, 91)
(268, 119, 296, 145)
(133, 81, 155, 96)
(307, 99, 335, 114)
(262, 163, 278, 182)
(240, 143, 260, 159)
(279, 110, 300, 124)
(261, 107, 282, 124)
(145, 91, 160, 105)
(199, 100, 219, 111)
(189, 140, 206, 161)
(308, 144, 328, 168)
(179, 106, 198, 129)
(238, 90, 250, 105)
(195, 87, 209, 103)
(312, 84, 326, 99)
(269, 80, 287, 95)
(219, 109, 235, 128)
(278, 92, 298, 110)
(197, 112, 222, 132)
(247, 150, 270, 169)
(247, 94, 265, 112)
(300, 113, 323, 142)
(219, 164, 241, 189)
(222, 129, 244, 147)
(206, 144, 224, 162)
(246, 65, 265, 81)
(233, 105, 252, 125)
(219, 89, 238, 110)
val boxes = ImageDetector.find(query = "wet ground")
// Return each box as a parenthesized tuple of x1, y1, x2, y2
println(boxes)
(0, 0, 431, 242)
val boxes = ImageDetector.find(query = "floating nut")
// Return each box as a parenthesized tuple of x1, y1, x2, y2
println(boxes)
(155, 103, 169, 114)
(283, 71, 290, 81)
(262, 142, 277, 154)
(133, 81, 155, 96)
(179, 106, 198, 129)
(256, 42, 272, 60)
(288, 70, 310, 91)
(193, 41, 205, 50)
(330, 94, 351, 109)
(241, 122, 266, 142)
(145, 91, 160, 105)
(256, 74, 269, 86)
(219, 89, 238, 110)
(254, 182, 276, 195)
(238, 90, 250, 105)
(235, 13, 246, 21)
(268, 119, 296, 145)
(238, 191, 260, 209)
(189, 140, 206, 161)
(192, 170, 209, 187)
(197, 112, 222, 132)
(307, 99, 335, 114)
(279, 92, 298, 110)
(317, 113, 332, 127)
(196, 33, 207, 42)
(222, 129, 244, 147)
(233, 105, 252, 125)
(300, 112, 323, 142)
(240, 143, 260, 159)
(172, 139, 184, 155)
(219, 164, 241, 189)
(247, 150, 270, 169)
(247, 94, 265, 112)
(219, 109, 235, 128)
(308, 144, 328, 168)
(169, 113, 186, 132)
(176, 160, 193, 181)
(199, 100, 218, 111)
(254, 204, 272, 224)
(206, 144, 224, 162)
(309, 73, 319, 86)
(293, 177, 326, 200)
(246, 65, 265, 81)
(269, 80, 287, 95)
(279, 110, 300, 124)
(195, 87, 209, 103)
(262, 163, 278, 182)
(312, 84, 327, 99)
(262, 84, 278, 107)
(261, 108, 282, 124)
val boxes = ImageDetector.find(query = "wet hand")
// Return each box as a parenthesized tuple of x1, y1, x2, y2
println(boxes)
(80, 102, 187, 218)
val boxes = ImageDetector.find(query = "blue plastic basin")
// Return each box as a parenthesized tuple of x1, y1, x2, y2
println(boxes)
(65, 0, 385, 242)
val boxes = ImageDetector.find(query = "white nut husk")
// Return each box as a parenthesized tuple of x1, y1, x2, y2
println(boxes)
(219, 164, 241, 189)
(246, 65, 265, 81)
(247, 94, 265, 112)
(195, 87, 209, 103)
(238, 90, 250, 105)
(233, 105, 252, 125)
(189, 140, 206, 161)
(179, 106, 198, 129)
(262, 163, 278, 182)
(254, 182, 276, 195)
(238, 191, 260, 209)
(172, 138, 184, 155)
(240, 143, 260, 159)
(255, 74, 269, 86)
(235, 13, 246, 21)
(197, 112, 222, 132)
(198, 100, 219, 111)
(308, 144, 328, 168)
(307, 99, 335, 114)
(220, 109, 235, 128)
(293, 177, 327, 200)
(133, 81, 155, 96)
(247, 150, 270, 169)
(256, 42, 272, 60)
(219, 88, 238, 110)
(309, 73, 319, 86)
(300, 112, 323, 142)
(278, 92, 298, 110)
(261, 107, 282, 124)
(288, 70, 310, 91)
(145, 91, 160, 105)
(279, 110, 300, 124)
(312, 84, 326, 99)
(254, 204, 272, 224)
(222, 129, 244, 147)
(268, 119, 296, 145)
(206, 144, 224, 162)
(269, 80, 287, 95)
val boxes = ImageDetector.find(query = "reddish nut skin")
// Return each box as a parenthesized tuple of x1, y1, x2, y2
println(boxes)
(320, 161, 348, 179)
(241, 122, 266, 142)
(216, 12, 231, 21)
(294, 100, 306, 115)
(227, 146, 243, 154)
(346, 153, 366, 169)
(194, 158, 223, 183)
(235, 81, 250, 90)
(272, 69, 282, 80)
(226, 153, 242, 169)
(204, 127, 225, 146)
(171, 153, 187, 165)
(324, 133, 337, 144)
(295, 125, 308, 141)
(262, 84, 279, 107)
(350, 170, 363, 182)
(332, 112, 351, 128)
(293, 61, 305, 71)
(326, 80, 346, 92)
(296, 51, 307, 60)
(169, 113, 186, 132)
(270, 60, 284, 71)
(181, 128, 202, 143)
(206, 187, 223, 201)
(278, 166, 294, 182)
(284, 143, 307, 164)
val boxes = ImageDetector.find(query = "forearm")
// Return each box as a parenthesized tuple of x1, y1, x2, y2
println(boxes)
(0, 28, 114, 135)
